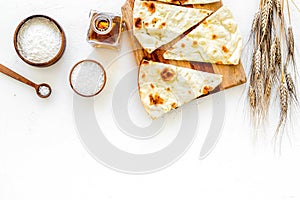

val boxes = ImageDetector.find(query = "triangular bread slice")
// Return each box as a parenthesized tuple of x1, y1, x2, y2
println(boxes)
(149, 0, 220, 5)
(139, 60, 223, 119)
(163, 6, 243, 65)
(133, 0, 212, 53)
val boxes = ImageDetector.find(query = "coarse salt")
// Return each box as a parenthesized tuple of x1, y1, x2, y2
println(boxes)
(17, 17, 62, 64)
(71, 61, 105, 97)
(38, 85, 51, 97)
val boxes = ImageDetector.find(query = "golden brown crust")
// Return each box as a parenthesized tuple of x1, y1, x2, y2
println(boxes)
(149, 94, 165, 105)
(202, 86, 210, 95)
(212, 34, 217, 40)
(142, 2, 156, 14)
(171, 102, 178, 109)
(160, 67, 176, 82)
(222, 45, 229, 53)
(134, 17, 142, 28)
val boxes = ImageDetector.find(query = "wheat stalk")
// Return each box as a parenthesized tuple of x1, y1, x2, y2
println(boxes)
(249, 85, 257, 109)
(252, 11, 261, 33)
(287, 27, 295, 60)
(254, 48, 262, 80)
(275, 37, 281, 67)
(275, 37, 282, 82)
(256, 78, 264, 123)
(261, 0, 273, 40)
(285, 73, 298, 102)
(261, 50, 267, 78)
(264, 75, 273, 110)
(247, 0, 299, 149)
(274, 0, 282, 17)
(275, 82, 288, 136)
(270, 38, 277, 74)
(280, 82, 288, 115)
(286, 26, 297, 78)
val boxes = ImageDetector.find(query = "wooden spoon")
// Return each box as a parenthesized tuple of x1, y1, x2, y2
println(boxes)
(0, 64, 51, 98)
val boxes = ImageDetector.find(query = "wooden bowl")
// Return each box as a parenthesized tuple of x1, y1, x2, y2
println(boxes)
(69, 60, 107, 97)
(14, 15, 66, 68)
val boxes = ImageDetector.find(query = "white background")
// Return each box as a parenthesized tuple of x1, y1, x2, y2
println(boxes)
(1, 0, 300, 200)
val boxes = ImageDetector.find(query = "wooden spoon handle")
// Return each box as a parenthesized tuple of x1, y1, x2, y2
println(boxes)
(0, 64, 38, 89)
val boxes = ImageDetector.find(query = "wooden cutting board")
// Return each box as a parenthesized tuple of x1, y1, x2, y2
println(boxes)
(121, 0, 247, 91)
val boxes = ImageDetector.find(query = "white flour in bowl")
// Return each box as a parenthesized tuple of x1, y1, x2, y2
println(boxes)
(17, 17, 62, 64)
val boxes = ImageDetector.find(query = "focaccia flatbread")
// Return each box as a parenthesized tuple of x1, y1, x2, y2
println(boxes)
(139, 60, 223, 119)
(149, 0, 220, 5)
(163, 6, 243, 65)
(133, 0, 212, 53)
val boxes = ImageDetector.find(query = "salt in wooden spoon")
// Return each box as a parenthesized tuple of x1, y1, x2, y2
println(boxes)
(0, 64, 51, 98)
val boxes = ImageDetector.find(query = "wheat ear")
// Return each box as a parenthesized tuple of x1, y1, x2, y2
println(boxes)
(285, 73, 298, 103)
(275, 82, 288, 136)
(261, 0, 273, 40)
